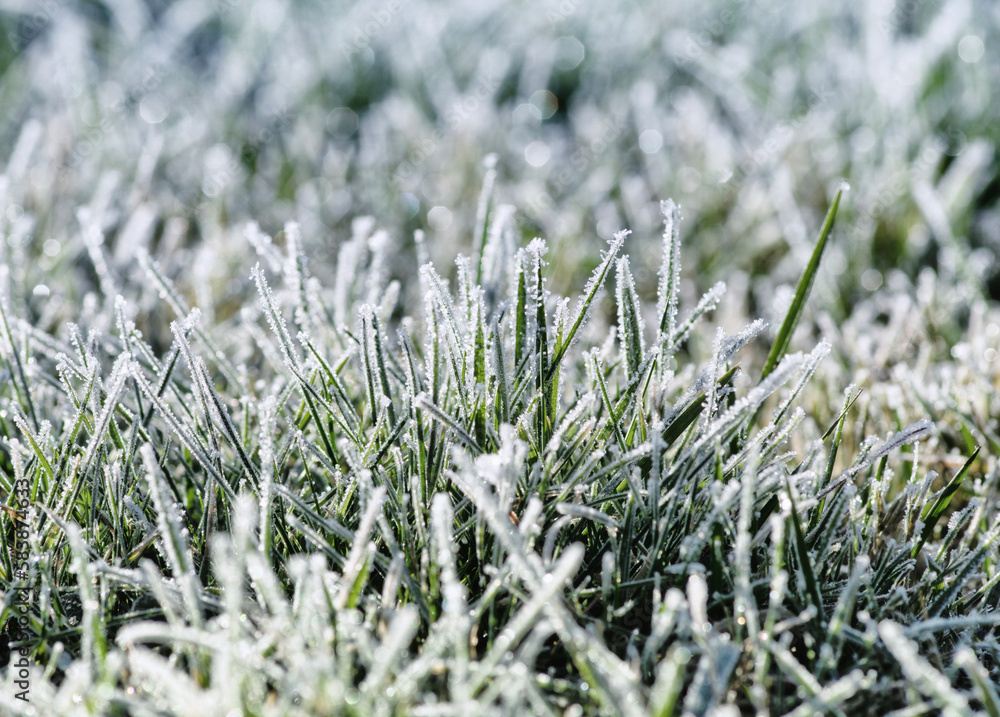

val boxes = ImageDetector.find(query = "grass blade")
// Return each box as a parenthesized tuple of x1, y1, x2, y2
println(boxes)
(761, 182, 845, 380)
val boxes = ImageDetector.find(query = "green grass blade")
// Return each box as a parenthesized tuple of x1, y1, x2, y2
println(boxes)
(912, 446, 979, 559)
(761, 183, 845, 380)
(547, 231, 627, 381)
(956, 648, 1000, 717)
(514, 252, 528, 372)
(660, 365, 740, 446)
(615, 256, 644, 383)
(785, 474, 825, 625)
(473, 155, 498, 285)
(0, 292, 39, 429)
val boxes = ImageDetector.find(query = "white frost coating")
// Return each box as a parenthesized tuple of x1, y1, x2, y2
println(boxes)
(473, 542, 585, 690)
(113, 294, 135, 343)
(357, 303, 379, 408)
(735, 446, 761, 641)
(79, 210, 120, 299)
(702, 326, 727, 428)
(141, 444, 203, 629)
(525, 237, 548, 259)
(615, 255, 645, 381)
(79, 351, 133, 475)
(132, 368, 232, 498)
(5, 22, 995, 707)
(657, 199, 682, 342)
(365, 228, 391, 309)
(544, 392, 595, 457)
(878, 620, 969, 717)
(244, 221, 283, 271)
(335, 486, 386, 610)
(252, 262, 303, 373)
(686, 573, 709, 633)
(137, 248, 189, 318)
(283, 221, 311, 337)
(258, 395, 277, 555)
(481, 203, 517, 310)
(562, 230, 627, 356)
(420, 263, 465, 355)
(670, 280, 728, 351)
(431, 494, 467, 617)
(518, 496, 545, 539)
(642, 588, 686, 669)
(362, 605, 419, 694)
(954, 647, 1000, 712)
(676, 344, 805, 468)
(768, 340, 831, 424)
(114, 202, 158, 264)
(426, 493, 470, 702)
(555, 502, 620, 530)
(845, 419, 934, 479)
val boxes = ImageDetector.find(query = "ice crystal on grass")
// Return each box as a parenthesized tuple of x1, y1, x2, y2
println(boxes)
(657, 199, 683, 346)
(878, 621, 970, 717)
(616, 256, 645, 383)
(3, 39, 1000, 710)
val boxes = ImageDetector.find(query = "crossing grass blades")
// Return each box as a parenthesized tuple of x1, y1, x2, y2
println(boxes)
(1, 177, 1000, 716)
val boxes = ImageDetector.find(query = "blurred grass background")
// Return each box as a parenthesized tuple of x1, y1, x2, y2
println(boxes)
(2, 3, 1000, 711)
(1, 1, 996, 293)
(0, 0, 998, 444)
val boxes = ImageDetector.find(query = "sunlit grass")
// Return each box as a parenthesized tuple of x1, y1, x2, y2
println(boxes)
(1, 0, 1000, 714)
(1, 171, 998, 714)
